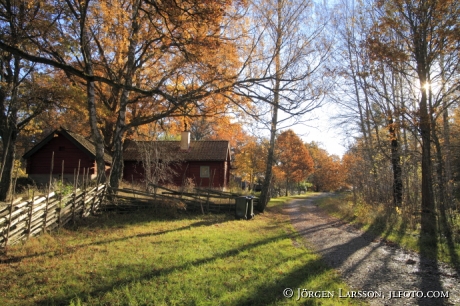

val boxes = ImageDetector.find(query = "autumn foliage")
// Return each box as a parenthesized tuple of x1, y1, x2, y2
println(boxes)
(273, 130, 313, 195)
(232, 129, 346, 196)
(307, 142, 345, 192)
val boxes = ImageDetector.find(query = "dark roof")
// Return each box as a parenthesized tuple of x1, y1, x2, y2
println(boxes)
(123, 139, 231, 162)
(22, 128, 112, 163)
(23, 130, 230, 164)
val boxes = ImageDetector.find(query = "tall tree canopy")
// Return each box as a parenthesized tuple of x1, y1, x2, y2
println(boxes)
(0, 0, 245, 190)
(330, 0, 460, 245)
(0, 2, 71, 200)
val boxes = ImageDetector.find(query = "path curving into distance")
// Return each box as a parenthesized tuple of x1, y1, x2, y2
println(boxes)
(285, 194, 460, 306)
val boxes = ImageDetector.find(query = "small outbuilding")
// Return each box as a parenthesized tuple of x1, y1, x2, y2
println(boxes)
(22, 128, 112, 184)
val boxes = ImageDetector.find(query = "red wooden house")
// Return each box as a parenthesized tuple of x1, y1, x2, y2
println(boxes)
(22, 128, 112, 184)
(123, 132, 232, 189)
(23, 130, 232, 189)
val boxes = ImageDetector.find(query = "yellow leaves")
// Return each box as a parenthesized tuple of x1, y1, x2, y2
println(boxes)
(93, 0, 132, 65)
(25, 1, 40, 10)
(233, 136, 268, 181)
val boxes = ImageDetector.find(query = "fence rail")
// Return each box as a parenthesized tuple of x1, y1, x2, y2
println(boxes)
(0, 184, 106, 248)
(0, 183, 255, 249)
(105, 185, 239, 214)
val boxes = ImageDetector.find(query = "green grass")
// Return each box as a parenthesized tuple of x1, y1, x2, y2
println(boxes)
(318, 193, 460, 268)
(0, 196, 362, 306)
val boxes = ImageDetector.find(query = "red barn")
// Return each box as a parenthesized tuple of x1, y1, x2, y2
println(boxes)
(23, 130, 232, 189)
(22, 129, 112, 184)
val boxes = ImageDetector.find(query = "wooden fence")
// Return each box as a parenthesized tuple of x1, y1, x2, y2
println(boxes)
(0, 182, 256, 249)
(105, 184, 250, 214)
(0, 184, 106, 248)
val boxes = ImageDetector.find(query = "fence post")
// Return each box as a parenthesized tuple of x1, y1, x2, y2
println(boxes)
(43, 152, 54, 234)
(131, 175, 135, 198)
(90, 174, 102, 214)
(100, 183, 108, 210)
(85, 168, 90, 214)
(206, 190, 211, 213)
(4, 170, 19, 249)
(58, 160, 64, 229)
(72, 169, 76, 224)
(27, 190, 35, 240)
(4, 201, 15, 249)
(72, 160, 80, 224)
(81, 168, 86, 217)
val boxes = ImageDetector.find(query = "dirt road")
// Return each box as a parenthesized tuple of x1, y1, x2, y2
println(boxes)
(285, 194, 460, 305)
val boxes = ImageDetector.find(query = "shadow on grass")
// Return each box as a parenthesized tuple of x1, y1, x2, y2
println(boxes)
(33, 232, 303, 305)
(233, 257, 339, 306)
(0, 216, 228, 264)
(439, 208, 460, 277)
(69, 207, 232, 229)
(418, 210, 444, 306)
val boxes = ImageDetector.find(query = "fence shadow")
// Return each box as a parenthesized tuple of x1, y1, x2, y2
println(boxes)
(33, 235, 353, 306)
(0, 217, 228, 265)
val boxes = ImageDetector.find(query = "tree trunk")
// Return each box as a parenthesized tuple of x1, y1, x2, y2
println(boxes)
(0, 128, 17, 201)
(389, 115, 403, 208)
(410, 0, 436, 241)
(78, 1, 107, 184)
(258, 0, 282, 212)
(381, 63, 403, 209)
(258, 103, 278, 211)
(109, 1, 140, 190)
(86, 80, 107, 184)
(109, 123, 126, 190)
(440, 54, 453, 209)
(285, 176, 289, 197)
(419, 87, 436, 237)
(0, 54, 20, 202)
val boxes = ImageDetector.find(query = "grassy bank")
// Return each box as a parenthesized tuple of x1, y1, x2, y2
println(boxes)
(0, 195, 361, 306)
(318, 193, 460, 268)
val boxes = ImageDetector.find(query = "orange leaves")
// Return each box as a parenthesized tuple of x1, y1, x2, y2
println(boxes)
(275, 130, 314, 184)
(74, 0, 245, 147)
(308, 143, 345, 192)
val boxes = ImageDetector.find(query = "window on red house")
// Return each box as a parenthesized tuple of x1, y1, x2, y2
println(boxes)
(200, 166, 210, 178)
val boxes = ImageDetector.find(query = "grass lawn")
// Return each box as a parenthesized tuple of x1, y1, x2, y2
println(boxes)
(0, 194, 362, 306)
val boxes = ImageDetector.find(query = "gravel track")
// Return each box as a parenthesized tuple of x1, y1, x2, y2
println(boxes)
(285, 194, 460, 306)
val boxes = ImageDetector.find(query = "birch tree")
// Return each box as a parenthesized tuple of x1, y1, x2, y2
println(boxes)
(234, 0, 332, 211)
